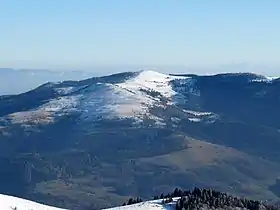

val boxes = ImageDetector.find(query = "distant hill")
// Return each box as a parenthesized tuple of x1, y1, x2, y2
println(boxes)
(0, 68, 96, 95)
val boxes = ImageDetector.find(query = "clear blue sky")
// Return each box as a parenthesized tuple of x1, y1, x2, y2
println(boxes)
(1, 0, 280, 73)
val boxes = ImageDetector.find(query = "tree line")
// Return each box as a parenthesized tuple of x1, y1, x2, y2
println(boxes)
(122, 187, 280, 210)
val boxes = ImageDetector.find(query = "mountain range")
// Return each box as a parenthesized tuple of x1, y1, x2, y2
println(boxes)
(0, 68, 96, 95)
(0, 70, 280, 209)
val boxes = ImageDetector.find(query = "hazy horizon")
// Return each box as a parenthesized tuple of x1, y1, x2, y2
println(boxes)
(1, 62, 279, 77)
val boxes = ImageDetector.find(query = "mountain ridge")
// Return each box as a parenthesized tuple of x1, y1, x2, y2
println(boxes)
(0, 68, 98, 96)
(0, 70, 280, 209)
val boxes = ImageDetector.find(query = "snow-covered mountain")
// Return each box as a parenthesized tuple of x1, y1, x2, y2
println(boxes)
(2, 71, 206, 123)
(1, 70, 216, 127)
(0, 70, 280, 209)
(3, 70, 278, 128)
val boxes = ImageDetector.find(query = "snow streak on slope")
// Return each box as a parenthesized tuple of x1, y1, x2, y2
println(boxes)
(105, 198, 179, 210)
(183, 110, 212, 117)
(0, 194, 66, 210)
(54, 87, 76, 95)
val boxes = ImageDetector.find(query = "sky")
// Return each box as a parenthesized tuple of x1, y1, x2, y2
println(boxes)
(0, 0, 280, 74)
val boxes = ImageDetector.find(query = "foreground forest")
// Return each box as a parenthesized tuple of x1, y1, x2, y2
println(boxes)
(121, 188, 280, 210)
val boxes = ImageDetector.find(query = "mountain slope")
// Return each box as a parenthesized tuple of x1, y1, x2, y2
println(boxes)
(0, 194, 65, 210)
(0, 193, 173, 210)
(0, 71, 192, 123)
(2, 191, 278, 210)
(0, 70, 280, 209)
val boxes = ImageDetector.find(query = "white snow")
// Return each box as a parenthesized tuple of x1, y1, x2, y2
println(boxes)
(0, 195, 179, 210)
(55, 87, 75, 95)
(40, 96, 80, 114)
(182, 110, 218, 123)
(266, 76, 279, 80)
(0, 194, 66, 210)
(183, 110, 212, 117)
(105, 198, 179, 210)
(54, 85, 88, 95)
(188, 118, 201, 122)
(78, 83, 156, 122)
(78, 71, 188, 122)
(251, 76, 279, 83)
(8, 111, 55, 125)
(170, 117, 181, 123)
(118, 70, 186, 98)
(7, 96, 80, 125)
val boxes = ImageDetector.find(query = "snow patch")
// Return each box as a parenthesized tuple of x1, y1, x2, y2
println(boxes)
(119, 70, 186, 99)
(251, 76, 279, 83)
(8, 111, 55, 125)
(170, 117, 181, 123)
(183, 110, 212, 117)
(55, 85, 88, 95)
(0, 194, 66, 210)
(78, 71, 188, 122)
(0, 194, 180, 210)
(55, 87, 76, 95)
(40, 96, 80, 114)
(149, 115, 166, 127)
(105, 198, 179, 210)
(7, 96, 80, 125)
(266, 76, 279, 80)
(188, 118, 201, 122)
(78, 83, 156, 122)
